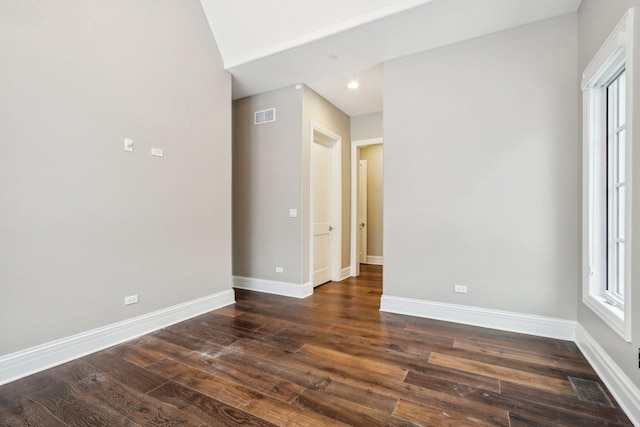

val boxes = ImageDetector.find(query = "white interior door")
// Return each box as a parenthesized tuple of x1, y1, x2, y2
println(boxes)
(312, 138, 333, 286)
(358, 160, 368, 264)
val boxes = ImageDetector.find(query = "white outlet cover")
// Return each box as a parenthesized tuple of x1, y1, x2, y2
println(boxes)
(124, 294, 139, 305)
(275, 267, 284, 273)
(151, 148, 163, 157)
(124, 138, 134, 152)
(289, 209, 297, 218)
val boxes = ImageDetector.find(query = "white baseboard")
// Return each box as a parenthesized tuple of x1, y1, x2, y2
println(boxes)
(233, 276, 312, 298)
(380, 295, 576, 341)
(340, 267, 351, 281)
(366, 256, 384, 265)
(0, 289, 235, 386)
(575, 325, 640, 425)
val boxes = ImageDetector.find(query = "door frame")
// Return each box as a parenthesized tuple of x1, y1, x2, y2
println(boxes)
(350, 137, 383, 277)
(310, 121, 342, 285)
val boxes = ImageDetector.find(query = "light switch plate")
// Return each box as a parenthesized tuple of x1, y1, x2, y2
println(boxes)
(124, 138, 134, 152)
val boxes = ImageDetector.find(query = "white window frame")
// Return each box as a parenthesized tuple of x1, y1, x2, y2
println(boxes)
(606, 70, 626, 307)
(582, 9, 634, 342)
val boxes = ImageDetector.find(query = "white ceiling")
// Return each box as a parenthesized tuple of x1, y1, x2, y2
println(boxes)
(201, 0, 581, 117)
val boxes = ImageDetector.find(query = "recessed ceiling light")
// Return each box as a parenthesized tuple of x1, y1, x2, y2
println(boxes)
(347, 81, 359, 89)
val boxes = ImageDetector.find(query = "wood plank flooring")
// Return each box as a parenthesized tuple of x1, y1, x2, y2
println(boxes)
(0, 264, 633, 426)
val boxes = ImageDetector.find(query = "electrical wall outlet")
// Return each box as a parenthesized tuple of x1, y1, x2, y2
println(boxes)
(454, 285, 468, 293)
(124, 294, 139, 305)
(275, 267, 283, 273)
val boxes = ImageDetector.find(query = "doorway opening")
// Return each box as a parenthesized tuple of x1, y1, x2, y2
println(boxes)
(310, 122, 342, 287)
(358, 159, 368, 265)
(350, 138, 383, 277)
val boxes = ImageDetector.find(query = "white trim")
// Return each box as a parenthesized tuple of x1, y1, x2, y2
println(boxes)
(310, 122, 342, 286)
(218, 0, 436, 69)
(575, 325, 640, 425)
(582, 10, 631, 88)
(340, 267, 351, 280)
(233, 276, 313, 299)
(350, 137, 383, 277)
(366, 256, 384, 265)
(352, 137, 384, 146)
(0, 289, 235, 386)
(380, 295, 576, 341)
(583, 294, 628, 340)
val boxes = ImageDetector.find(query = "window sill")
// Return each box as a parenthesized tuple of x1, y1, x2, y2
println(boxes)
(583, 294, 630, 342)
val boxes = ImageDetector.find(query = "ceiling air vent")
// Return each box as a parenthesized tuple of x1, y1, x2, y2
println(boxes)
(254, 108, 276, 125)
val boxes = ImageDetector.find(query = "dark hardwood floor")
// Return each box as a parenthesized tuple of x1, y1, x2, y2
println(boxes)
(0, 264, 633, 426)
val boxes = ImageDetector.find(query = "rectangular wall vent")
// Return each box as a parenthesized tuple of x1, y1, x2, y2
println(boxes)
(254, 108, 276, 125)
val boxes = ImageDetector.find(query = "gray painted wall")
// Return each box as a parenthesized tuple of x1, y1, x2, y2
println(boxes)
(577, 0, 640, 389)
(233, 87, 304, 283)
(233, 85, 350, 285)
(0, 0, 232, 356)
(360, 145, 384, 258)
(383, 14, 579, 319)
(351, 112, 383, 141)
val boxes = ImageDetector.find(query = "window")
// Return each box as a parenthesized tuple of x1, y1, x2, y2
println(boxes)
(582, 10, 633, 341)
(606, 70, 625, 308)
